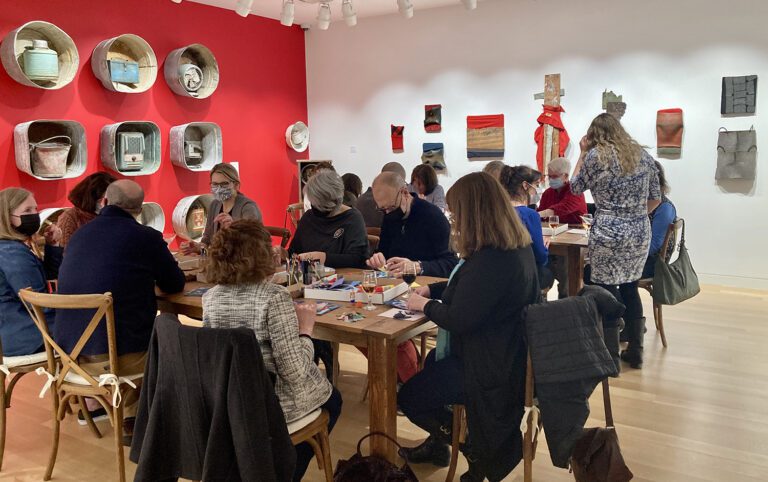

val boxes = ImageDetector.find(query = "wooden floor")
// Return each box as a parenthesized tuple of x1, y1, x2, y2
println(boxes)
(2, 285, 768, 481)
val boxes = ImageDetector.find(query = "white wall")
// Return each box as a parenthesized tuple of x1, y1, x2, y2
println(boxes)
(306, 0, 768, 289)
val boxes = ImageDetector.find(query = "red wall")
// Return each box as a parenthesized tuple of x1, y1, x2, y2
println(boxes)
(0, 0, 308, 232)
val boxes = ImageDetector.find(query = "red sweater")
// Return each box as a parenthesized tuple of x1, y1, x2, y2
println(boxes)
(537, 182, 587, 225)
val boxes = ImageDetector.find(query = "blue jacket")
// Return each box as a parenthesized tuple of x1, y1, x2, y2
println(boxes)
(649, 200, 677, 257)
(55, 206, 185, 356)
(0, 240, 58, 356)
(515, 206, 548, 267)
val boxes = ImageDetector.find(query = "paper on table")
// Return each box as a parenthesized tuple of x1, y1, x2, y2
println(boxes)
(568, 228, 587, 235)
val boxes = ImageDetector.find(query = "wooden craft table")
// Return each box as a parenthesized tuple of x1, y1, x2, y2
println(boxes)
(157, 268, 441, 462)
(547, 230, 589, 296)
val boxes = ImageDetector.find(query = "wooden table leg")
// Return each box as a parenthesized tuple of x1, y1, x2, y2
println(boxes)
(367, 336, 398, 462)
(567, 245, 584, 297)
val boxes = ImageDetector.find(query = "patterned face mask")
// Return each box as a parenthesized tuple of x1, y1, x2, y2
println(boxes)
(211, 185, 234, 202)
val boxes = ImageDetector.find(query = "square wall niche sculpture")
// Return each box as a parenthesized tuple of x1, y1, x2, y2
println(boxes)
(722, 76, 757, 115)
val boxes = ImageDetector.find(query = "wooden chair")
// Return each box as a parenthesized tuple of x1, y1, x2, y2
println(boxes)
(18, 289, 142, 482)
(637, 218, 683, 348)
(445, 404, 467, 482)
(0, 338, 50, 470)
(367, 234, 380, 253)
(286, 203, 305, 229)
(288, 408, 334, 482)
(366, 227, 382, 237)
(265, 225, 292, 248)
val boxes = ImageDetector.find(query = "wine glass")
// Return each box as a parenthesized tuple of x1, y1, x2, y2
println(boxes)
(402, 263, 418, 299)
(580, 214, 594, 238)
(548, 215, 560, 239)
(362, 270, 378, 311)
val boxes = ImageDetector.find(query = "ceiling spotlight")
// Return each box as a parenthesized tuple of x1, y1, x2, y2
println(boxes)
(235, 0, 254, 17)
(397, 0, 414, 19)
(342, 0, 357, 27)
(317, 2, 332, 30)
(462, 0, 477, 10)
(281, 0, 295, 26)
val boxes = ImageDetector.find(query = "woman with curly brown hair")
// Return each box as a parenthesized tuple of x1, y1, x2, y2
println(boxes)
(201, 220, 341, 481)
(571, 113, 661, 368)
(56, 171, 116, 246)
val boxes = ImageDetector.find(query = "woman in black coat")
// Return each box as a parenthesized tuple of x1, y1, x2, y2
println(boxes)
(401, 172, 540, 482)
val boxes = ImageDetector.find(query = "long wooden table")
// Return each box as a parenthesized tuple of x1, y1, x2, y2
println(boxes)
(156, 269, 440, 462)
(547, 230, 589, 296)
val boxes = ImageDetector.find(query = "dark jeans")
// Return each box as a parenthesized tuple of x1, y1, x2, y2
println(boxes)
(583, 265, 643, 321)
(293, 388, 343, 481)
(397, 350, 464, 438)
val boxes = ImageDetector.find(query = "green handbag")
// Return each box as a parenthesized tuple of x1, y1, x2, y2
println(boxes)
(652, 219, 700, 305)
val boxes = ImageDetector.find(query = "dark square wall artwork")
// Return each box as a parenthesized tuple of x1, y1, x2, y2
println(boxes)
(722, 76, 757, 115)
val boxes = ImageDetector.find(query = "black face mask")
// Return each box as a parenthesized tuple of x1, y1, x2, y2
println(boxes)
(13, 213, 41, 237)
(383, 208, 405, 222)
(311, 207, 332, 218)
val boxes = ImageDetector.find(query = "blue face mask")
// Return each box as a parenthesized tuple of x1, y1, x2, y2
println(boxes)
(549, 178, 565, 189)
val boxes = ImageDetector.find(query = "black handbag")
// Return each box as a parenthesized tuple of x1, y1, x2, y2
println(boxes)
(652, 219, 700, 305)
(333, 432, 418, 482)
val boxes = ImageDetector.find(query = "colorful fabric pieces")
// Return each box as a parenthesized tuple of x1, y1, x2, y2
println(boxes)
(716, 128, 757, 180)
(424, 105, 442, 132)
(391, 125, 404, 152)
(421, 142, 446, 170)
(656, 108, 683, 158)
(466, 114, 505, 159)
(722, 76, 757, 115)
(534, 105, 570, 172)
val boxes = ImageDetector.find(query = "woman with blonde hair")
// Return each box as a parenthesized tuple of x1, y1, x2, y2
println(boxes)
(181, 163, 262, 255)
(399, 172, 539, 482)
(571, 113, 661, 368)
(0, 188, 59, 356)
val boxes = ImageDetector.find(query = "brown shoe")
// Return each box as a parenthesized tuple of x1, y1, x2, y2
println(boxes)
(121, 417, 135, 447)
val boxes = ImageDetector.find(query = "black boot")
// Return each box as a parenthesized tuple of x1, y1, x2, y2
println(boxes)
(399, 433, 450, 467)
(620, 317, 645, 369)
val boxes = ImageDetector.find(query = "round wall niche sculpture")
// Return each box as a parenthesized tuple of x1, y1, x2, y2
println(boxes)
(173, 195, 214, 241)
(170, 122, 222, 171)
(164, 44, 219, 99)
(100, 121, 161, 176)
(0, 21, 79, 89)
(91, 34, 157, 93)
(14, 120, 87, 180)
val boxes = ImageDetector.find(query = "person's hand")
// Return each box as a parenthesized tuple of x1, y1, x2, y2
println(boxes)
(418, 193, 427, 200)
(579, 135, 590, 152)
(543, 236, 552, 248)
(366, 252, 387, 270)
(385, 257, 413, 277)
(413, 285, 430, 297)
(180, 240, 201, 256)
(406, 293, 430, 312)
(538, 209, 555, 218)
(298, 251, 327, 264)
(43, 223, 62, 246)
(295, 302, 317, 336)
(214, 212, 234, 230)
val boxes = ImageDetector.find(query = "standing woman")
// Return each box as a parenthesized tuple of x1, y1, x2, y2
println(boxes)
(0, 188, 59, 356)
(400, 172, 539, 482)
(411, 164, 446, 211)
(570, 113, 661, 368)
(57, 171, 116, 246)
(181, 163, 262, 255)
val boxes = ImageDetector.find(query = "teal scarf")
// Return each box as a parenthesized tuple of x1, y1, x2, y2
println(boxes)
(434, 259, 465, 361)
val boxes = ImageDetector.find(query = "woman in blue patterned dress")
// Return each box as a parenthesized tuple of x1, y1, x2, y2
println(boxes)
(571, 114, 661, 369)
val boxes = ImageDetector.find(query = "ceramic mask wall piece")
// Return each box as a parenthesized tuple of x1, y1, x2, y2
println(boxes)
(424, 104, 442, 132)
(656, 108, 684, 158)
(722, 75, 757, 115)
(602, 90, 623, 110)
(391, 125, 404, 152)
(716, 128, 757, 180)
(421, 142, 445, 170)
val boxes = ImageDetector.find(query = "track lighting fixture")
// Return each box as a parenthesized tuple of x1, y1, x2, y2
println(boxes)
(281, 0, 295, 26)
(397, 0, 414, 19)
(342, 0, 357, 27)
(317, 2, 332, 30)
(235, 0, 254, 17)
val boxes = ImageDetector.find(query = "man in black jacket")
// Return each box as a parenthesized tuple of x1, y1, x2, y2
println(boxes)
(366, 171, 458, 278)
(55, 180, 185, 436)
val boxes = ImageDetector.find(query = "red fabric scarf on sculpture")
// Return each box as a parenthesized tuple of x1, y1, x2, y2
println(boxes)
(534, 105, 570, 172)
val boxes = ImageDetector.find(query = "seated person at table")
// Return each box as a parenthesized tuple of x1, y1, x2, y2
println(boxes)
(411, 164, 446, 211)
(356, 162, 409, 228)
(366, 172, 458, 279)
(181, 163, 262, 255)
(290, 170, 368, 269)
(642, 161, 677, 279)
(0, 188, 60, 356)
(399, 172, 539, 481)
(201, 220, 342, 482)
(499, 165, 553, 291)
(55, 180, 185, 438)
(341, 172, 363, 208)
(57, 171, 117, 247)
(536, 157, 587, 298)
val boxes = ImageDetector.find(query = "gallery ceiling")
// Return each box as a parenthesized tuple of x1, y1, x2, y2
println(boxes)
(186, 0, 481, 26)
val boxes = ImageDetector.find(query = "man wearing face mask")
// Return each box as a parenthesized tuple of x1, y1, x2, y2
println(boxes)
(56, 180, 185, 446)
(181, 163, 262, 256)
(0, 187, 61, 357)
(537, 157, 587, 225)
(366, 172, 458, 279)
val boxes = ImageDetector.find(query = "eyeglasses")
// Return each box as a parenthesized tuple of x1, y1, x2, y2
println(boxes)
(376, 191, 402, 214)
(210, 181, 232, 189)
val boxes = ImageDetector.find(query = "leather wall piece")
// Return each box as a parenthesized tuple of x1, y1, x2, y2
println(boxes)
(421, 142, 445, 170)
(716, 128, 757, 180)
(722, 76, 757, 115)
(656, 108, 683, 158)
(424, 104, 442, 132)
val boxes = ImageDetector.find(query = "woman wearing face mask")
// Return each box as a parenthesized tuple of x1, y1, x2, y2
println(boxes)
(56, 172, 116, 247)
(0, 188, 59, 356)
(181, 163, 262, 255)
(289, 170, 368, 269)
(499, 165, 554, 291)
